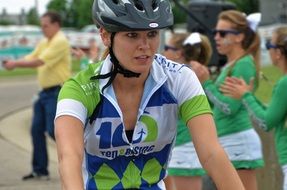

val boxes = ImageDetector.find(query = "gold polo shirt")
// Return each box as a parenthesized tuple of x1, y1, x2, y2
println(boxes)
(25, 31, 71, 89)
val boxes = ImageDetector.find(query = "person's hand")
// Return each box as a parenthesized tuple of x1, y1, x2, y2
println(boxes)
(189, 61, 210, 83)
(220, 77, 254, 99)
(71, 48, 85, 59)
(2, 60, 16, 70)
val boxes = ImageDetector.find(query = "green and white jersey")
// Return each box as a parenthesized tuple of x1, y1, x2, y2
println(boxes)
(203, 55, 257, 136)
(56, 54, 212, 190)
(242, 76, 287, 165)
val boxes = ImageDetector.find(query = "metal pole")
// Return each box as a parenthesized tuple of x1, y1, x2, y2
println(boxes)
(34, 0, 39, 16)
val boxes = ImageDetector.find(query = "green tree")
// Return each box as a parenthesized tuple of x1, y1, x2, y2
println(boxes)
(0, 20, 13, 25)
(26, 8, 39, 25)
(47, 0, 69, 26)
(171, 0, 190, 24)
(46, 0, 93, 28)
(227, 0, 259, 14)
(69, 0, 93, 29)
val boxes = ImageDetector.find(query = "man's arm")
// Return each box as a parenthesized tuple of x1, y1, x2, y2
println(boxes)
(3, 58, 44, 70)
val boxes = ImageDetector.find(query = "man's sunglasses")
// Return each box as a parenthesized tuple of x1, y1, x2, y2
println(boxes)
(164, 45, 179, 51)
(212, 29, 241, 38)
(265, 40, 279, 50)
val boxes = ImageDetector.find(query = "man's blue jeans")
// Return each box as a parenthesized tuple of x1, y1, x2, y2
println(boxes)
(31, 86, 61, 175)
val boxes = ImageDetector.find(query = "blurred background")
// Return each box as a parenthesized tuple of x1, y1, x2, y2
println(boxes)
(0, 0, 286, 189)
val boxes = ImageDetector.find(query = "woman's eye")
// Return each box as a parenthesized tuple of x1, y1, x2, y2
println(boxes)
(127, 33, 137, 38)
(148, 31, 159, 38)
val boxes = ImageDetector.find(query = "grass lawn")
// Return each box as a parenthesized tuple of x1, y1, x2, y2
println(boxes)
(256, 65, 282, 103)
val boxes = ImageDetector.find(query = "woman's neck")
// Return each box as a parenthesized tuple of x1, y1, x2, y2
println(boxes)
(226, 48, 246, 63)
(113, 72, 148, 91)
(278, 59, 287, 74)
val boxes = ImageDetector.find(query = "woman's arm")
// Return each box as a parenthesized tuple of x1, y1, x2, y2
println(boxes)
(188, 114, 245, 190)
(55, 115, 85, 190)
(221, 76, 287, 131)
(190, 61, 243, 115)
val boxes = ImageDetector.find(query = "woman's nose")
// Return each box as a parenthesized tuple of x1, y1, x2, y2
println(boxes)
(138, 38, 150, 50)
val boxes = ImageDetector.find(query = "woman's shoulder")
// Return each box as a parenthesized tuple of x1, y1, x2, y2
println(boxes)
(153, 54, 202, 93)
(154, 54, 194, 76)
(61, 61, 103, 94)
(234, 55, 255, 70)
(74, 61, 102, 81)
(236, 55, 254, 64)
(59, 62, 102, 110)
(277, 75, 287, 86)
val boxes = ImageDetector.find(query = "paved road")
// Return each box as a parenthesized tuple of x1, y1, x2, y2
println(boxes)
(0, 76, 37, 117)
(0, 76, 60, 190)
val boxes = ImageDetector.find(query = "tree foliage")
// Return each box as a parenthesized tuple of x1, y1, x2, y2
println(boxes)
(45, 0, 93, 29)
(26, 8, 39, 25)
(39, 0, 259, 28)
(171, 0, 189, 24)
(46, 0, 70, 26)
(227, 0, 259, 14)
(69, 0, 93, 29)
(0, 20, 12, 25)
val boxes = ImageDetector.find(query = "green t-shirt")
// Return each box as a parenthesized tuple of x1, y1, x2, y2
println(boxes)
(242, 76, 287, 165)
(203, 55, 257, 136)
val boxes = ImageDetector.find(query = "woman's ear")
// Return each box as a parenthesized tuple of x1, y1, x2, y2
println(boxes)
(175, 49, 183, 60)
(100, 28, 111, 47)
(275, 48, 283, 59)
(235, 33, 244, 43)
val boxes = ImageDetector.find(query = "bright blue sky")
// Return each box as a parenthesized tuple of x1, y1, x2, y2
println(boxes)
(0, 0, 50, 15)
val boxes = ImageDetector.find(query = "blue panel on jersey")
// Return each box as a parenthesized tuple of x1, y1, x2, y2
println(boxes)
(96, 97, 120, 118)
(147, 84, 177, 107)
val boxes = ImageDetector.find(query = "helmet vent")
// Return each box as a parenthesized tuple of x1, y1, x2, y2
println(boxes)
(152, 0, 158, 10)
(134, 1, 144, 11)
(112, 0, 119, 4)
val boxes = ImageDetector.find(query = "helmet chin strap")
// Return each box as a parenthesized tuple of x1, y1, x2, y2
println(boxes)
(109, 48, 141, 78)
(91, 32, 141, 92)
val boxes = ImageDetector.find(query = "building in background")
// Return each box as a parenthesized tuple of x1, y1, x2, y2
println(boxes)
(0, 8, 27, 25)
(260, 0, 286, 25)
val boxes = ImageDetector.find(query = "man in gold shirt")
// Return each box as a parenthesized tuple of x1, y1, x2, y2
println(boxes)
(3, 11, 71, 180)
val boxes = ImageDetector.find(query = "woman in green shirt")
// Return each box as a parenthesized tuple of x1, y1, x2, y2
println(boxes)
(221, 25, 287, 190)
(191, 10, 264, 190)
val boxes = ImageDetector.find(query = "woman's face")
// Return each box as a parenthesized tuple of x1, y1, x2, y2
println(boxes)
(112, 30, 160, 75)
(268, 33, 279, 66)
(214, 19, 241, 55)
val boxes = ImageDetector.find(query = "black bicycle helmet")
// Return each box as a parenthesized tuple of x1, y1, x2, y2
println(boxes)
(92, 0, 174, 32)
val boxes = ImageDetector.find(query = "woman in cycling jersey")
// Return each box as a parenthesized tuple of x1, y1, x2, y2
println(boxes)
(54, 1, 244, 189)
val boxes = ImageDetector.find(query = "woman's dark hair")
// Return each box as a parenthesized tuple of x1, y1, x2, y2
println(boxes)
(170, 32, 213, 65)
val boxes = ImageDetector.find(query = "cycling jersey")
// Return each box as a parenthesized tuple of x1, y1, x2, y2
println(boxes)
(56, 54, 212, 190)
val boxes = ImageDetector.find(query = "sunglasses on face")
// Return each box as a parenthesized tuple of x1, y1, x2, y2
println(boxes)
(212, 29, 240, 38)
(164, 45, 179, 51)
(265, 40, 278, 50)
